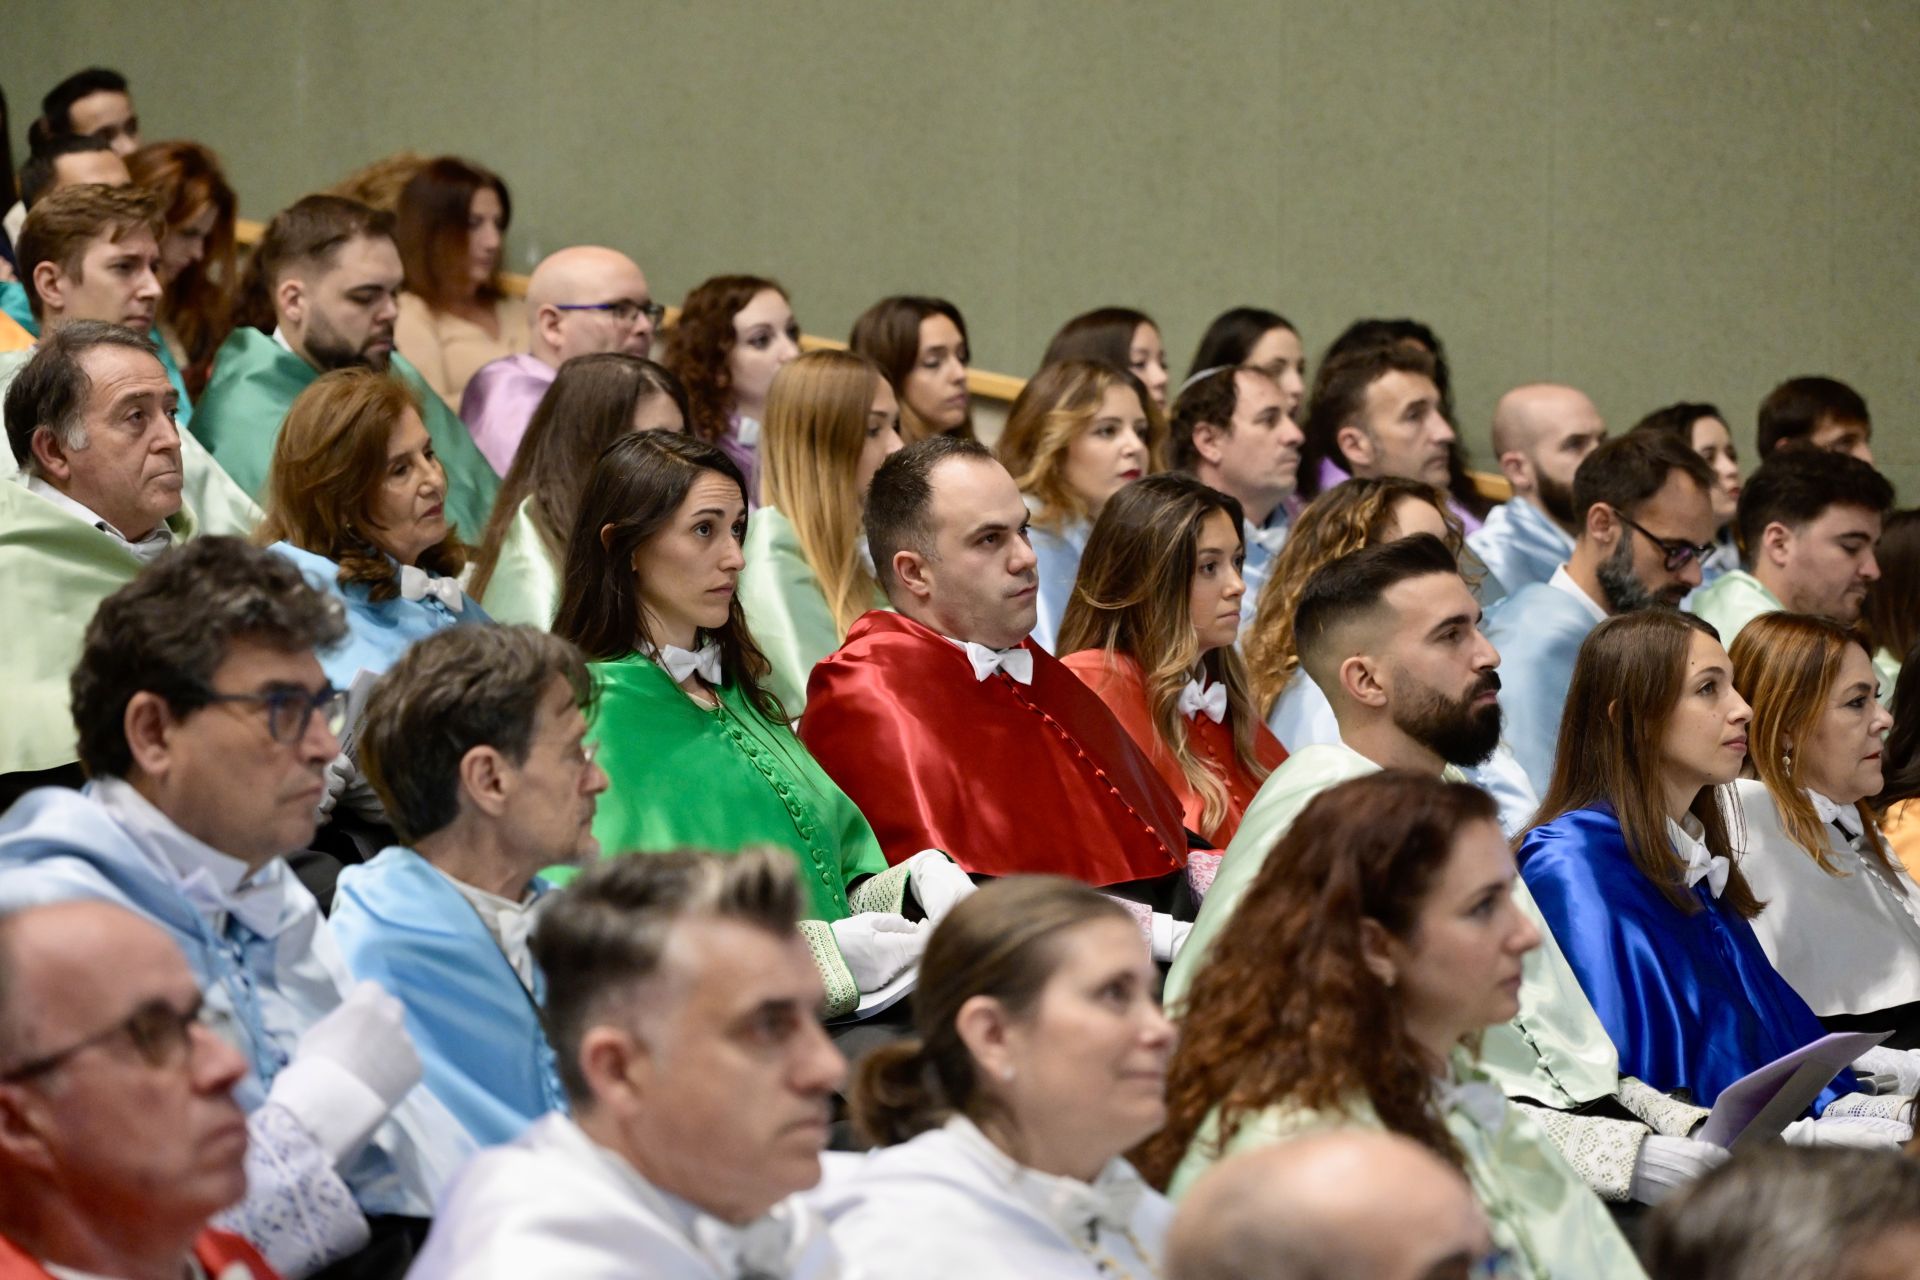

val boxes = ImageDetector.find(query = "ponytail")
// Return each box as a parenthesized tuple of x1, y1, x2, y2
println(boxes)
(850, 1036, 951, 1147)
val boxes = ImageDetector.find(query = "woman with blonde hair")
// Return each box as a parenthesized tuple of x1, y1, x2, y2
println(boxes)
(995, 359, 1162, 652)
(1059, 474, 1284, 847)
(1728, 612, 1920, 1048)
(738, 350, 902, 710)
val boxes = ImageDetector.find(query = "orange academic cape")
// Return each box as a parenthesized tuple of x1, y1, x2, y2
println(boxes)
(1060, 650, 1287, 848)
(0, 1229, 278, 1279)
(799, 611, 1191, 889)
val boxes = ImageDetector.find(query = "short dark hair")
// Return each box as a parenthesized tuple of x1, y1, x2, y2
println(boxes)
(69, 538, 348, 779)
(19, 133, 114, 209)
(1757, 376, 1870, 457)
(864, 434, 996, 595)
(4, 321, 161, 470)
(533, 849, 802, 1107)
(359, 626, 593, 845)
(40, 68, 129, 137)
(1293, 533, 1461, 678)
(1298, 339, 1439, 500)
(1569, 431, 1716, 533)
(1168, 366, 1242, 473)
(1734, 449, 1894, 565)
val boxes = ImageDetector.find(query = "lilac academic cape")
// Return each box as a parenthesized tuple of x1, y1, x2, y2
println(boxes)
(460, 354, 556, 475)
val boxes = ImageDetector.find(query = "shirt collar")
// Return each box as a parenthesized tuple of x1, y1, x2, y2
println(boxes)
(25, 474, 173, 559)
(91, 776, 290, 938)
(941, 1114, 1147, 1243)
(1547, 563, 1608, 624)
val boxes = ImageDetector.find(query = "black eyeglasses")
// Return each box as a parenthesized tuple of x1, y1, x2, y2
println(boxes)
(555, 299, 666, 328)
(0, 994, 211, 1083)
(197, 683, 346, 745)
(1615, 511, 1717, 573)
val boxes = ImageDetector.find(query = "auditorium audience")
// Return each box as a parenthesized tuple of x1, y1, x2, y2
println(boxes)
(0, 538, 477, 1275)
(391, 157, 526, 407)
(1629, 400, 1744, 583)
(1689, 448, 1891, 648)
(1728, 613, 1920, 1047)
(1164, 1130, 1492, 1280)
(1467, 383, 1606, 596)
(799, 437, 1195, 933)
(125, 139, 236, 401)
(1861, 507, 1919, 700)
(737, 350, 900, 710)
(994, 358, 1161, 651)
(848, 295, 973, 441)
(551, 431, 972, 1019)
(1058, 475, 1285, 847)
(330, 626, 606, 1147)
(1169, 364, 1303, 615)
(1296, 335, 1469, 526)
(1486, 432, 1717, 792)
(1875, 657, 1920, 880)
(409, 850, 846, 1277)
(468, 353, 687, 628)
(1184, 305, 1307, 416)
(824, 877, 1175, 1277)
(37, 67, 142, 157)
(666, 273, 801, 504)
(1756, 374, 1874, 462)
(1143, 772, 1646, 1279)
(2, 135, 131, 309)
(458, 245, 659, 472)
(0, 900, 279, 1280)
(1040, 305, 1170, 409)
(192, 194, 499, 535)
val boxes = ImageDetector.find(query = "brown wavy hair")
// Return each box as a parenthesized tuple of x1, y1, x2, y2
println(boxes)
(1058, 475, 1270, 835)
(664, 274, 788, 446)
(995, 359, 1166, 533)
(125, 140, 235, 397)
(257, 367, 468, 601)
(395, 156, 511, 312)
(1243, 477, 1462, 716)
(1136, 772, 1497, 1187)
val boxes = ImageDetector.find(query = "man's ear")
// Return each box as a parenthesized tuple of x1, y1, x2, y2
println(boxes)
(1760, 520, 1794, 568)
(534, 303, 567, 354)
(457, 745, 511, 819)
(28, 425, 78, 484)
(123, 691, 180, 781)
(1335, 422, 1374, 472)
(29, 261, 65, 316)
(892, 549, 935, 603)
(1496, 449, 1532, 491)
(578, 1025, 649, 1113)
(1191, 420, 1230, 468)
(0, 1086, 58, 1174)
(275, 276, 306, 328)
(1338, 653, 1390, 710)
(1582, 500, 1618, 546)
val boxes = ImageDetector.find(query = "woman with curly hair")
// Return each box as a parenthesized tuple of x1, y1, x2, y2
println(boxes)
(1058, 474, 1284, 847)
(392, 156, 527, 407)
(125, 139, 235, 401)
(664, 274, 801, 506)
(1140, 770, 1641, 1278)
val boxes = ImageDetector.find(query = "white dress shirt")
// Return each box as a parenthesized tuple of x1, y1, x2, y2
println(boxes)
(25, 474, 174, 563)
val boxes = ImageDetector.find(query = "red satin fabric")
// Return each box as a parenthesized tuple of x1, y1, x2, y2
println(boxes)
(1060, 650, 1287, 848)
(800, 612, 1189, 885)
(0, 1229, 278, 1279)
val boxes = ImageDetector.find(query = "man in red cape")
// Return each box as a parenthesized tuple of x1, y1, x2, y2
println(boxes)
(801, 437, 1196, 921)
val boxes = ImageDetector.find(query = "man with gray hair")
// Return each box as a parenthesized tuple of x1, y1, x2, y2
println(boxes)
(411, 849, 846, 1278)
(330, 624, 610, 1147)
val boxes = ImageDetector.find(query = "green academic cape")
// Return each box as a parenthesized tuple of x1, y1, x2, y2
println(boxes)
(737, 506, 888, 714)
(1688, 568, 1782, 650)
(0, 480, 198, 774)
(477, 497, 561, 629)
(191, 327, 499, 539)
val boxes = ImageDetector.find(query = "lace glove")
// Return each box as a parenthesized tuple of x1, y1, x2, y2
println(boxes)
(1783, 1116, 1911, 1149)
(828, 913, 928, 992)
(268, 981, 422, 1166)
(1153, 913, 1194, 964)
(1627, 1134, 1729, 1205)
(1854, 1046, 1920, 1095)
(903, 849, 977, 924)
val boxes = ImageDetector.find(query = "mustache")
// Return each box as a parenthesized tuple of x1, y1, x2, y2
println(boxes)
(1471, 671, 1501, 698)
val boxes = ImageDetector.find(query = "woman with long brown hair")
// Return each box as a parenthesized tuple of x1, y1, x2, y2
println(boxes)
(1040, 306, 1170, 410)
(848, 295, 973, 442)
(1059, 474, 1284, 847)
(663, 274, 801, 505)
(1142, 771, 1641, 1279)
(392, 156, 527, 406)
(1729, 612, 1920, 1051)
(125, 139, 235, 401)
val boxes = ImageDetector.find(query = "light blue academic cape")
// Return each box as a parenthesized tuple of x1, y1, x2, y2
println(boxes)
(331, 847, 566, 1148)
(0, 786, 470, 1217)
(1484, 581, 1602, 795)
(1236, 510, 1291, 638)
(1468, 498, 1573, 603)
(271, 542, 489, 687)
(1028, 510, 1090, 654)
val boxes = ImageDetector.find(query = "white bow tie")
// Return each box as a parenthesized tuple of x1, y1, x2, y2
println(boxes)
(1243, 519, 1288, 557)
(1178, 677, 1227, 723)
(397, 564, 465, 613)
(962, 641, 1033, 685)
(691, 1205, 797, 1279)
(649, 640, 724, 686)
(1436, 1078, 1509, 1134)
(1670, 820, 1730, 898)
(1810, 790, 1865, 842)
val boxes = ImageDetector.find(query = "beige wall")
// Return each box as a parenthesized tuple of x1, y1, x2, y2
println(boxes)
(8, 1, 1916, 492)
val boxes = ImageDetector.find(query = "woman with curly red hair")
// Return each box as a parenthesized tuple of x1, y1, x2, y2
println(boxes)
(664, 274, 801, 506)
(1138, 771, 1643, 1280)
(125, 139, 235, 401)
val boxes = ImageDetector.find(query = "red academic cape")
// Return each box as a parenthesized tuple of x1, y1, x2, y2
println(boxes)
(799, 611, 1190, 885)
(1061, 650, 1288, 849)
(0, 1229, 278, 1279)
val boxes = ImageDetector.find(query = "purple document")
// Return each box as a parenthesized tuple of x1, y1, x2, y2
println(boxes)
(1697, 1029, 1893, 1150)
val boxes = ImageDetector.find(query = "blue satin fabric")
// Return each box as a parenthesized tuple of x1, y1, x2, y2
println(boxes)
(1519, 805, 1854, 1115)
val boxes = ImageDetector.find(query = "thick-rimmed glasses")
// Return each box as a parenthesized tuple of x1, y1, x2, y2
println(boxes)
(555, 299, 665, 328)
(0, 994, 212, 1082)
(1615, 510, 1717, 572)
(197, 684, 346, 745)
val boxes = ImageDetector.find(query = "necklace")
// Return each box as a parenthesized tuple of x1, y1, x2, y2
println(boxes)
(1075, 1223, 1163, 1280)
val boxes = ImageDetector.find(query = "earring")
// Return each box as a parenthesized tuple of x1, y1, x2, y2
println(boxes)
(1000, 1065, 1015, 1083)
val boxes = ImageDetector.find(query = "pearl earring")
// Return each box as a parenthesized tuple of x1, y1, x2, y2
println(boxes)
(1000, 1065, 1015, 1082)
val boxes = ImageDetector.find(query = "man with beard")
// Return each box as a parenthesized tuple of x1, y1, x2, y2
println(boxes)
(1168, 534, 1727, 1211)
(191, 196, 498, 537)
(1485, 432, 1717, 793)
(1469, 384, 1607, 597)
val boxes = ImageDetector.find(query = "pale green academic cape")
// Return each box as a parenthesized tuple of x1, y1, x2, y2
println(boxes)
(477, 497, 561, 629)
(0, 480, 198, 774)
(1689, 568, 1781, 649)
(1166, 1050, 1647, 1280)
(1875, 645, 1901, 710)
(737, 505, 887, 714)
(191, 327, 499, 539)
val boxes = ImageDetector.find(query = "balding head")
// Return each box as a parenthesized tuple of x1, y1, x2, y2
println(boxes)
(526, 245, 656, 365)
(1167, 1131, 1490, 1280)
(1489, 384, 1606, 527)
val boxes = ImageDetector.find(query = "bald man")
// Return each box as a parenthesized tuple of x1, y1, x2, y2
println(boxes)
(458, 246, 658, 471)
(1166, 1131, 1492, 1280)
(1468, 383, 1606, 597)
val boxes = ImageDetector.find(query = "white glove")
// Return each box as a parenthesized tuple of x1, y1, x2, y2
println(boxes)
(1782, 1116, 1911, 1149)
(1152, 913, 1193, 964)
(316, 753, 354, 819)
(829, 913, 928, 992)
(268, 981, 422, 1165)
(904, 850, 976, 924)
(1628, 1134, 1729, 1205)
(1854, 1046, 1920, 1095)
